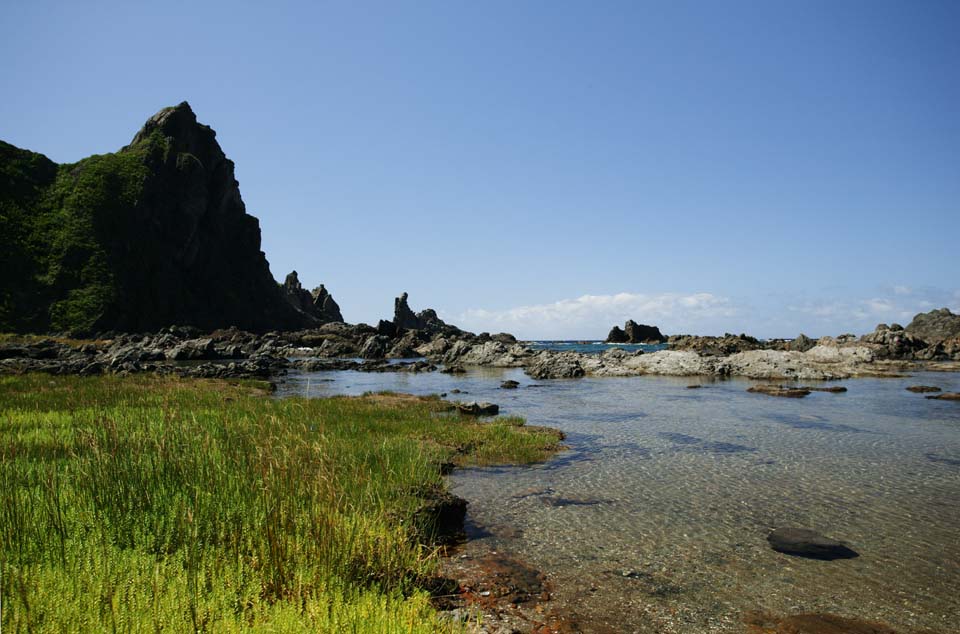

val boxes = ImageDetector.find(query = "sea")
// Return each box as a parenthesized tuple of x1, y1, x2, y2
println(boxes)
(525, 340, 668, 354)
(275, 347, 960, 633)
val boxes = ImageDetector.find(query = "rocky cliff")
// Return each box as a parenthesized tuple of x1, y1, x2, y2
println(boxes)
(0, 102, 307, 334)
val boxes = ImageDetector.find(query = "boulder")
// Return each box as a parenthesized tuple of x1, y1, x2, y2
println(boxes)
(525, 355, 585, 379)
(501, 380, 520, 389)
(766, 527, 859, 560)
(456, 401, 500, 416)
(788, 333, 816, 353)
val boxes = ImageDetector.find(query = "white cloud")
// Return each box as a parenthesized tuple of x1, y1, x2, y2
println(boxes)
(450, 292, 737, 340)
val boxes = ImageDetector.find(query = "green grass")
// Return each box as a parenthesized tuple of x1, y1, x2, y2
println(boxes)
(0, 375, 563, 632)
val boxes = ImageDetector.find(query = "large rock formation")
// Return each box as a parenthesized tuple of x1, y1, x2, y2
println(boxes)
(1, 102, 306, 334)
(392, 292, 447, 332)
(604, 320, 666, 344)
(906, 308, 960, 344)
(281, 271, 343, 324)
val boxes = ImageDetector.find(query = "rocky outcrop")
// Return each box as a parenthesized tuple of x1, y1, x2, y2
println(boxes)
(605, 326, 629, 343)
(282, 271, 343, 324)
(905, 308, 960, 344)
(1, 102, 311, 334)
(859, 323, 927, 359)
(668, 333, 764, 355)
(605, 320, 666, 344)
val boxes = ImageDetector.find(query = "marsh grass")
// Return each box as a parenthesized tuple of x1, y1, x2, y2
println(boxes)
(0, 374, 563, 632)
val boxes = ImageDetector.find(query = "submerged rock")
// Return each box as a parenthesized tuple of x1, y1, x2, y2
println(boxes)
(926, 392, 960, 401)
(767, 527, 859, 560)
(747, 385, 811, 398)
(906, 385, 941, 393)
(501, 380, 520, 389)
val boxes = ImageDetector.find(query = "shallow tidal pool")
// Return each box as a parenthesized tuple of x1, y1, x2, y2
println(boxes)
(278, 367, 960, 633)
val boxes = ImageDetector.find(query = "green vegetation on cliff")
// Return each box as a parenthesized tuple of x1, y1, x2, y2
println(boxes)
(0, 134, 162, 333)
(0, 375, 563, 632)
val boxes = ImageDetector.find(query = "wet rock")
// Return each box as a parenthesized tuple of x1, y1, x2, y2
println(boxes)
(747, 385, 811, 398)
(926, 392, 960, 401)
(766, 527, 859, 560)
(501, 380, 520, 389)
(906, 385, 941, 393)
(456, 401, 499, 416)
(442, 364, 466, 374)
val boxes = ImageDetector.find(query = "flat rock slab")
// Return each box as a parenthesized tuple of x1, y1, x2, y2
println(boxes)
(926, 392, 960, 401)
(748, 385, 811, 398)
(767, 527, 859, 560)
(906, 385, 941, 393)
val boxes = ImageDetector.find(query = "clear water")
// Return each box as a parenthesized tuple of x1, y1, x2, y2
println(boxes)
(276, 368, 960, 632)
(526, 340, 668, 354)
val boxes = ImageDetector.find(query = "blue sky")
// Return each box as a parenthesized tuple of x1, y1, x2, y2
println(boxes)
(2, 1, 958, 338)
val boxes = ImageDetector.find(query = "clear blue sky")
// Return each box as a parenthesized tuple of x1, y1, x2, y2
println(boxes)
(3, 0, 958, 338)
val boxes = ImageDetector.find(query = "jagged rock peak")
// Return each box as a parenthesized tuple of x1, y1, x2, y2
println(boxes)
(392, 293, 447, 331)
(282, 271, 343, 324)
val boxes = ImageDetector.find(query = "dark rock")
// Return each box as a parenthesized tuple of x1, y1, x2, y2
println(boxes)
(376, 319, 397, 338)
(282, 271, 343, 325)
(747, 385, 811, 398)
(442, 364, 466, 374)
(501, 380, 520, 389)
(624, 320, 666, 344)
(905, 307, 960, 344)
(906, 385, 941, 393)
(491, 332, 518, 344)
(766, 527, 859, 560)
(311, 285, 343, 323)
(393, 292, 421, 330)
(456, 401, 499, 416)
(605, 326, 629, 343)
(359, 335, 391, 359)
